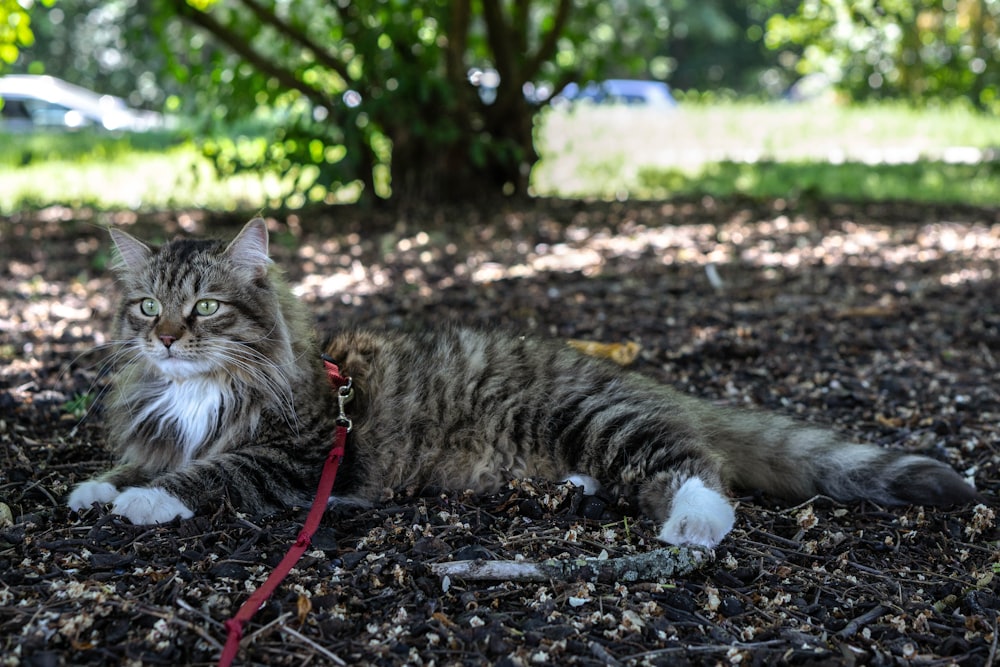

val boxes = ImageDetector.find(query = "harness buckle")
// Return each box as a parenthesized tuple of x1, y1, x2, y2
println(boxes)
(322, 354, 354, 432)
(336, 378, 354, 431)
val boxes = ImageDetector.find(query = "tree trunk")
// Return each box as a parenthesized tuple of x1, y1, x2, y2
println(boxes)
(168, 0, 553, 206)
(384, 96, 538, 204)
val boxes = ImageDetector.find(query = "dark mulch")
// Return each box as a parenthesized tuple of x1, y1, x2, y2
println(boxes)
(1, 197, 998, 666)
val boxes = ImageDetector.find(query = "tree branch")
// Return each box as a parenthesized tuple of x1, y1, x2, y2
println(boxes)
(429, 547, 709, 584)
(513, 0, 529, 61)
(445, 0, 471, 87)
(480, 0, 517, 84)
(524, 0, 573, 83)
(235, 0, 355, 87)
(168, 0, 381, 200)
(167, 0, 336, 110)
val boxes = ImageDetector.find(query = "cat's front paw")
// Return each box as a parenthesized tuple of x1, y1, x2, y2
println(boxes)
(658, 477, 735, 548)
(68, 480, 120, 512)
(112, 487, 194, 525)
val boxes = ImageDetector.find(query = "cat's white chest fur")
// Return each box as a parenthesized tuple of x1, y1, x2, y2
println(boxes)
(135, 376, 229, 462)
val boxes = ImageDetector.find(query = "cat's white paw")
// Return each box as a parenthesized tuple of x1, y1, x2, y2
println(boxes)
(67, 480, 120, 511)
(563, 474, 601, 495)
(112, 487, 194, 525)
(658, 477, 735, 548)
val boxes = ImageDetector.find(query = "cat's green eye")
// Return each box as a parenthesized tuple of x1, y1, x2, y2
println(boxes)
(195, 299, 220, 316)
(139, 298, 160, 317)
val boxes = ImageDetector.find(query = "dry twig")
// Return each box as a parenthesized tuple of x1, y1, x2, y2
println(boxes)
(429, 546, 708, 583)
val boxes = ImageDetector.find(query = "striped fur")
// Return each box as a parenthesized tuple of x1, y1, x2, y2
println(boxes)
(68, 220, 982, 547)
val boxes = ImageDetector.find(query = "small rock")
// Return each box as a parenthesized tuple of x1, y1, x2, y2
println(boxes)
(412, 536, 451, 557)
(210, 562, 250, 580)
(719, 596, 744, 617)
(452, 544, 493, 561)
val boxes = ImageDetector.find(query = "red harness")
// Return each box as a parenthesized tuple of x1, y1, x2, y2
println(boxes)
(218, 356, 352, 667)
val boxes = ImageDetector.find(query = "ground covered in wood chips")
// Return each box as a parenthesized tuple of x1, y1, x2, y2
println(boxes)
(1, 197, 999, 666)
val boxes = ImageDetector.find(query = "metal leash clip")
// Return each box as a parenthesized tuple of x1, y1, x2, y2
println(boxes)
(336, 378, 354, 431)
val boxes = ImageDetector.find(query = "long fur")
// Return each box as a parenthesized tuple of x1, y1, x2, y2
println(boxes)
(67, 220, 982, 546)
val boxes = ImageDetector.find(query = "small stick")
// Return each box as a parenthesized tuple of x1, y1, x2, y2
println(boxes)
(280, 625, 348, 666)
(836, 604, 886, 639)
(985, 612, 998, 667)
(589, 641, 623, 666)
(429, 546, 708, 583)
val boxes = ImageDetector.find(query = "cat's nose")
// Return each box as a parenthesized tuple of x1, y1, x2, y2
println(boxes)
(159, 334, 177, 348)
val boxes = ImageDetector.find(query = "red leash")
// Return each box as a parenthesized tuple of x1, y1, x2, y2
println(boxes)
(217, 357, 352, 667)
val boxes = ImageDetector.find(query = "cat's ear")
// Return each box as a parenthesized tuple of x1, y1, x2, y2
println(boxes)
(225, 218, 273, 278)
(109, 228, 152, 272)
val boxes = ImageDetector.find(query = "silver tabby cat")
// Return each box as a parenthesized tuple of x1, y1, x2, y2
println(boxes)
(68, 219, 981, 548)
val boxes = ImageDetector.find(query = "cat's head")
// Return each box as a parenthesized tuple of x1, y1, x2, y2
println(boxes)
(109, 218, 287, 381)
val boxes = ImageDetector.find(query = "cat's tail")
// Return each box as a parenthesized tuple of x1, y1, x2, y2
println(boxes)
(706, 409, 982, 507)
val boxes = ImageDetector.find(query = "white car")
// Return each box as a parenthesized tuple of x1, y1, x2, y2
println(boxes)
(556, 79, 677, 108)
(0, 74, 163, 133)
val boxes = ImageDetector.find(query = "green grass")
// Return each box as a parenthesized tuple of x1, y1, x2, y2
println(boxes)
(532, 101, 1000, 204)
(2, 101, 1000, 212)
(0, 131, 310, 212)
(631, 160, 1000, 206)
(0, 129, 183, 166)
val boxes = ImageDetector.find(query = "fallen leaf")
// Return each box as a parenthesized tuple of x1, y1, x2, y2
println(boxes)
(297, 594, 312, 625)
(567, 340, 641, 366)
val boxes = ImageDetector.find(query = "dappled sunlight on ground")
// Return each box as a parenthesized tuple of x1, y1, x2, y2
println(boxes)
(2, 200, 997, 369)
(286, 204, 1000, 301)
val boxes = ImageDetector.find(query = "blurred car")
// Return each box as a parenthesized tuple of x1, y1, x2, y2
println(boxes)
(784, 73, 836, 103)
(555, 79, 677, 108)
(0, 74, 163, 133)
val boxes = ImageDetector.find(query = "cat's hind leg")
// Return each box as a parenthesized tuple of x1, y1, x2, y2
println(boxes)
(640, 471, 735, 548)
(658, 476, 735, 547)
(562, 474, 601, 495)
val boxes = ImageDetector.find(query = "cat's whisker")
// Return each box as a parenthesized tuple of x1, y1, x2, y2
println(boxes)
(64, 341, 146, 429)
(53, 340, 135, 402)
(65, 379, 118, 437)
(59, 340, 118, 374)
(213, 345, 302, 434)
(232, 325, 284, 348)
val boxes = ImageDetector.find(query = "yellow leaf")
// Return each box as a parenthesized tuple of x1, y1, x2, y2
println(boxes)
(297, 594, 312, 625)
(567, 339, 641, 366)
